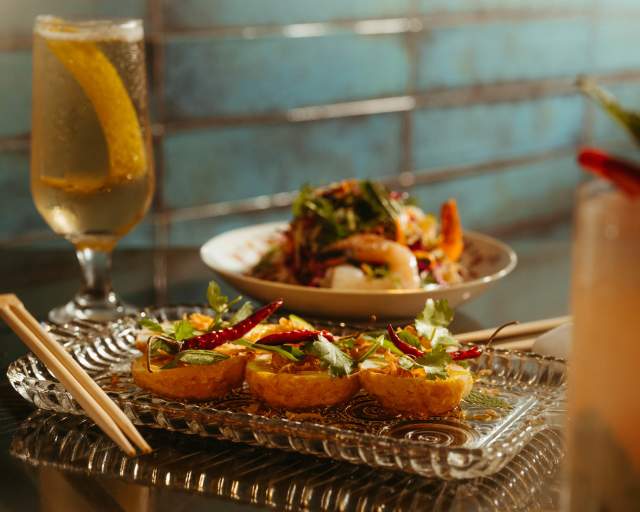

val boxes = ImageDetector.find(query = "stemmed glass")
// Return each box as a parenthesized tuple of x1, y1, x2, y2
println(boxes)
(30, 16, 154, 323)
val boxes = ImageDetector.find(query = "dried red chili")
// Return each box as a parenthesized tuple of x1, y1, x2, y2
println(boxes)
(450, 345, 482, 361)
(386, 324, 425, 358)
(256, 329, 334, 345)
(578, 147, 640, 198)
(181, 299, 283, 351)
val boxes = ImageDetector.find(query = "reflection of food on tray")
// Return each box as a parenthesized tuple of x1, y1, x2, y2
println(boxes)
(132, 281, 506, 417)
(248, 179, 467, 290)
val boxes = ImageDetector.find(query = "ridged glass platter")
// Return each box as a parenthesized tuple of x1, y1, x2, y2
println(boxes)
(10, 411, 564, 511)
(6, 306, 567, 480)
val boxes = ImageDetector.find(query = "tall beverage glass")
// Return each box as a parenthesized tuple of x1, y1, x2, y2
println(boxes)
(31, 16, 154, 322)
(569, 179, 640, 509)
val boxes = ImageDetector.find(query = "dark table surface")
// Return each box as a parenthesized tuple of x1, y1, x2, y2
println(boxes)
(0, 220, 571, 511)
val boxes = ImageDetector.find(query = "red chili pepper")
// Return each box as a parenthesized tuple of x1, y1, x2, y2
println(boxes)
(181, 299, 284, 351)
(578, 147, 640, 198)
(450, 346, 482, 361)
(256, 329, 335, 345)
(386, 324, 425, 358)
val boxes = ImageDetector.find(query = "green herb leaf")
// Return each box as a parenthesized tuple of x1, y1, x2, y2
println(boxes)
(357, 334, 386, 363)
(229, 301, 253, 324)
(291, 184, 315, 218)
(139, 319, 163, 333)
(173, 320, 195, 341)
(207, 280, 229, 315)
(397, 355, 417, 371)
(161, 350, 229, 369)
(415, 345, 452, 367)
(431, 329, 460, 348)
(578, 77, 640, 146)
(417, 299, 454, 329)
(464, 389, 512, 410)
(424, 366, 449, 380)
(304, 335, 354, 377)
(360, 180, 400, 221)
(415, 346, 451, 380)
(148, 336, 180, 358)
(414, 299, 459, 351)
(398, 329, 421, 348)
(335, 336, 355, 350)
(234, 339, 303, 362)
(288, 314, 315, 330)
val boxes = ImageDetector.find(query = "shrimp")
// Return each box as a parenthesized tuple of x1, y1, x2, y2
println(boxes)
(439, 199, 464, 262)
(327, 234, 421, 289)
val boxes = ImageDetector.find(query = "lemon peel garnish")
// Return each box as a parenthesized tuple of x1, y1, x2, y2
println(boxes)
(44, 36, 146, 193)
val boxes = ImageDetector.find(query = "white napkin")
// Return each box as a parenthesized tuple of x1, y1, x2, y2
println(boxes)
(531, 322, 572, 359)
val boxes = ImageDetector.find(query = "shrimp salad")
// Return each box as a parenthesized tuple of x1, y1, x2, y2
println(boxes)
(250, 180, 466, 290)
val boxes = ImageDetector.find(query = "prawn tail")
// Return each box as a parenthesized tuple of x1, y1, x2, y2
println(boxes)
(439, 199, 464, 262)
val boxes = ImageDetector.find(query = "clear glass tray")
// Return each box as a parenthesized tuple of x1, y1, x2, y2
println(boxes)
(6, 306, 567, 480)
(10, 411, 564, 510)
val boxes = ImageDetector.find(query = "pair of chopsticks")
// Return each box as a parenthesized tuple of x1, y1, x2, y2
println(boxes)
(0, 294, 151, 457)
(456, 315, 571, 350)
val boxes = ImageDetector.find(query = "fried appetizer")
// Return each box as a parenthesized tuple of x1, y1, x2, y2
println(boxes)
(355, 299, 478, 417)
(241, 330, 360, 409)
(132, 352, 247, 401)
(132, 282, 283, 401)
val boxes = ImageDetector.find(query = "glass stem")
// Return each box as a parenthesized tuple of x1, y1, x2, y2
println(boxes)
(74, 247, 118, 308)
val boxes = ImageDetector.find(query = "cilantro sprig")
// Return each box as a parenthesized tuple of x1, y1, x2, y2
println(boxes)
(304, 335, 355, 377)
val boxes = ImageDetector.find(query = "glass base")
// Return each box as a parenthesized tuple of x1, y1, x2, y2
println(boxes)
(48, 296, 137, 324)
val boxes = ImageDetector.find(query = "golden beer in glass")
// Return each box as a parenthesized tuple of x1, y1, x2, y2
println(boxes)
(31, 16, 154, 322)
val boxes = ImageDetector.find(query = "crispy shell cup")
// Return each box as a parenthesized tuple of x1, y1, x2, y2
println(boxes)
(245, 360, 360, 409)
(131, 354, 247, 401)
(359, 368, 473, 417)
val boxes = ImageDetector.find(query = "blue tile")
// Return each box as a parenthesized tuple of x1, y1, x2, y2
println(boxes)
(598, 0, 640, 8)
(164, 33, 409, 119)
(412, 155, 583, 232)
(119, 217, 155, 247)
(163, 113, 403, 208)
(0, 51, 31, 137)
(168, 209, 289, 246)
(417, 19, 591, 89)
(412, 95, 583, 170)
(163, 0, 411, 29)
(1, 1, 148, 38)
(593, 19, 640, 74)
(418, 0, 587, 13)
(0, 150, 49, 240)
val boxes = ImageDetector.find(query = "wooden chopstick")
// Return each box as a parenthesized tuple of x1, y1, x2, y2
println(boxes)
(455, 315, 571, 344)
(0, 294, 151, 456)
(489, 337, 536, 351)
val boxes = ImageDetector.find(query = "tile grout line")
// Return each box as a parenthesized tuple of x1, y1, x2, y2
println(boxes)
(8, 6, 640, 52)
(2, 70, 640, 148)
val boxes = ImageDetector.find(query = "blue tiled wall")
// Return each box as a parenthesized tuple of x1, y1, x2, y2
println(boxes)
(1, 0, 640, 248)
(164, 33, 410, 119)
(163, 113, 403, 207)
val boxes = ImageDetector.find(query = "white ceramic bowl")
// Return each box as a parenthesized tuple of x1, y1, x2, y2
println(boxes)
(200, 222, 517, 320)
